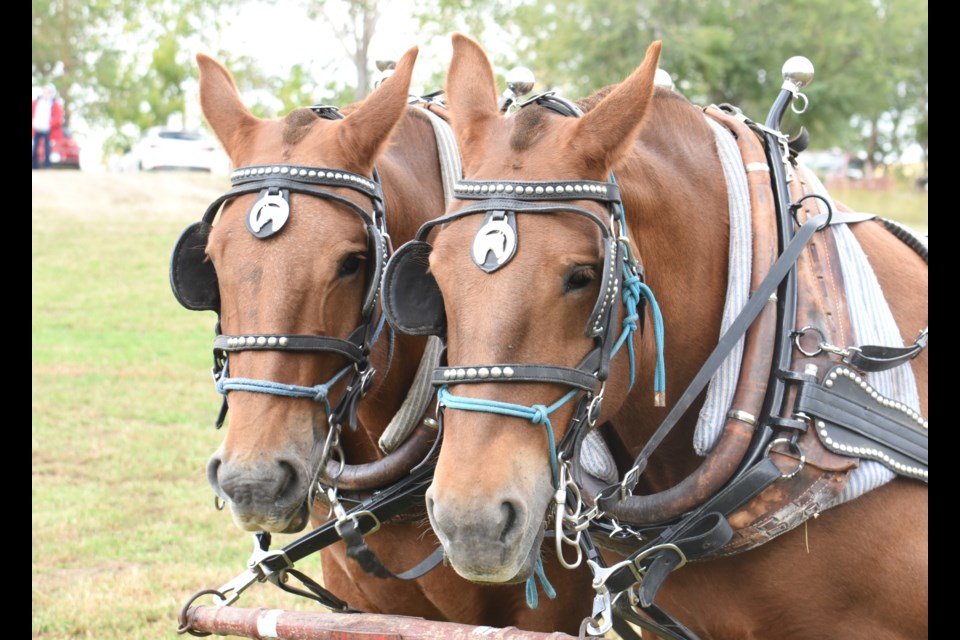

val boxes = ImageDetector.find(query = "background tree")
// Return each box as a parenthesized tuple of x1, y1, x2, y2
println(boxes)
(304, 0, 382, 101)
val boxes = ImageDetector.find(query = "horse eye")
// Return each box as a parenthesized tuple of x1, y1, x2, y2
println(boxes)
(565, 266, 596, 292)
(338, 253, 365, 277)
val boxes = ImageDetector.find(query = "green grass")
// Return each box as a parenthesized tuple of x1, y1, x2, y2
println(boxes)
(32, 171, 926, 639)
(828, 185, 928, 235)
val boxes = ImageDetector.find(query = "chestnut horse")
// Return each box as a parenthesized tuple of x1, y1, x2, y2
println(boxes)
(381, 34, 927, 638)
(174, 46, 595, 631)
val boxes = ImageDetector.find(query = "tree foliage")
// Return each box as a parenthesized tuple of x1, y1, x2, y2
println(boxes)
(32, 0, 926, 167)
(416, 0, 927, 167)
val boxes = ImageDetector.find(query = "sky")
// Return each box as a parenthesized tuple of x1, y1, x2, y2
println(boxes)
(217, 1, 455, 98)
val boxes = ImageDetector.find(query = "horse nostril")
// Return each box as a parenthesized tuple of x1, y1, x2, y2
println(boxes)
(276, 459, 301, 502)
(498, 500, 518, 544)
(206, 455, 224, 496)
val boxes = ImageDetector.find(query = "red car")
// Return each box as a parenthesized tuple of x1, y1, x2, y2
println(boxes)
(32, 127, 81, 169)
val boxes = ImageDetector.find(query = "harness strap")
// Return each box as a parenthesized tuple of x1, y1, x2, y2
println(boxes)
(260, 463, 435, 575)
(597, 208, 875, 516)
(847, 328, 928, 372)
(339, 518, 445, 580)
(599, 458, 782, 603)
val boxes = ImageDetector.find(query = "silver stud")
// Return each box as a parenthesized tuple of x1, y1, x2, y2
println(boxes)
(820, 429, 828, 437)
(267, 337, 278, 346)
(478, 367, 490, 378)
(280, 166, 289, 174)
(279, 337, 288, 346)
(574, 184, 583, 192)
(256, 336, 267, 346)
(825, 437, 833, 445)
(309, 170, 317, 177)
(496, 184, 505, 192)
(491, 367, 502, 378)
(524, 186, 534, 194)
(825, 380, 834, 388)
(546, 186, 555, 194)
(503, 367, 514, 377)
(466, 368, 478, 379)
(535, 186, 544, 194)
(456, 368, 466, 379)
(565, 185, 574, 193)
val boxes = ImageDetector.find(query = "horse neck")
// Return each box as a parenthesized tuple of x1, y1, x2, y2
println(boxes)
(611, 98, 732, 488)
(352, 105, 446, 457)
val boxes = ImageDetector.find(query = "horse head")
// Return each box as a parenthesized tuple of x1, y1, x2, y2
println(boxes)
(186, 46, 438, 534)
(379, 34, 673, 582)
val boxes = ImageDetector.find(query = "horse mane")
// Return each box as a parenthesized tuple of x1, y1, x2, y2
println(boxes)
(509, 85, 702, 154)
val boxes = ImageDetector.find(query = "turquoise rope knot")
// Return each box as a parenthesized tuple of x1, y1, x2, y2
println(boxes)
(530, 404, 549, 424)
(312, 385, 330, 404)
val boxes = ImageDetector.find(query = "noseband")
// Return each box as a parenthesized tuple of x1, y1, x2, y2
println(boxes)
(169, 107, 390, 431)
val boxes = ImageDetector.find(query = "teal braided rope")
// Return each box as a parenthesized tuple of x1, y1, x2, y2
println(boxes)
(437, 385, 580, 489)
(611, 260, 640, 390)
(216, 361, 352, 416)
(611, 264, 666, 398)
(609, 171, 666, 401)
(524, 554, 557, 609)
(636, 279, 666, 399)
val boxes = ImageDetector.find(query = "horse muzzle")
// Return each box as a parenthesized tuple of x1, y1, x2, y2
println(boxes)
(207, 451, 312, 533)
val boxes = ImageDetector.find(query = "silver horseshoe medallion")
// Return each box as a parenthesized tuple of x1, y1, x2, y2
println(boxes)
(471, 210, 517, 272)
(246, 188, 290, 239)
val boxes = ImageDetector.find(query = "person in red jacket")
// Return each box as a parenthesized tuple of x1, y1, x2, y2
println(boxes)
(32, 83, 64, 169)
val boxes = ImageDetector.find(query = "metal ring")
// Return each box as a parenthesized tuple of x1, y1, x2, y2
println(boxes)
(176, 588, 224, 636)
(793, 325, 826, 357)
(791, 92, 809, 114)
(764, 437, 806, 479)
(214, 496, 225, 511)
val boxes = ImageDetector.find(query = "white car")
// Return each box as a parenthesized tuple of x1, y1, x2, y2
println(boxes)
(125, 127, 228, 173)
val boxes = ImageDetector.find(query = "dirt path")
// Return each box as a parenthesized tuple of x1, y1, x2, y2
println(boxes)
(31, 169, 228, 219)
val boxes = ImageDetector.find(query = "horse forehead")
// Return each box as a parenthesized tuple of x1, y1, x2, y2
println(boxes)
(209, 195, 367, 265)
(431, 213, 603, 287)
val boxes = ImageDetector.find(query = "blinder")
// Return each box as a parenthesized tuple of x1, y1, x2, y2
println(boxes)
(381, 240, 446, 336)
(170, 221, 219, 312)
(169, 165, 387, 320)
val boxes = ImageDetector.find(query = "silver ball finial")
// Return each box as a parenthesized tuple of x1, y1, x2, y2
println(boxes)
(782, 56, 815, 89)
(505, 67, 535, 98)
(654, 68, 674, 89)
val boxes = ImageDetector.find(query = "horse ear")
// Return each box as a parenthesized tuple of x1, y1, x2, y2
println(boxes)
(337, 45, 419, 169)
(574, 40, 662, 169)
(445, 33, 499, 168)
(196, 53, 260, 160)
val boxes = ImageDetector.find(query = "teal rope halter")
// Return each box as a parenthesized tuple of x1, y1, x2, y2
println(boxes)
(216, 359, 353, 417)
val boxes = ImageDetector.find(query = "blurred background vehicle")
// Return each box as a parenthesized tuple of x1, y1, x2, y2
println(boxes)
(32, 127, 81, 169)
(119, 127, 228, 173)
(800, 149, 893, 191)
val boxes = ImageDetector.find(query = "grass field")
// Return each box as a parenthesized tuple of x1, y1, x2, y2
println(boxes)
(32, 169, 926, 639)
